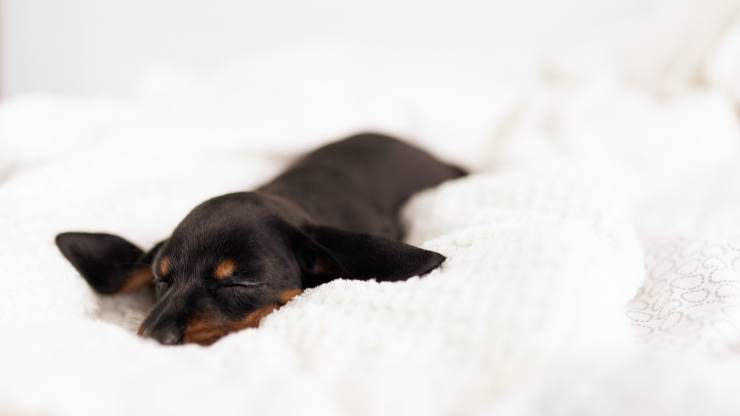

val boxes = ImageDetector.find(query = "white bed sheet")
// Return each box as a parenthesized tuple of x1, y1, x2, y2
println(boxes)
(2, 1, 740, 414)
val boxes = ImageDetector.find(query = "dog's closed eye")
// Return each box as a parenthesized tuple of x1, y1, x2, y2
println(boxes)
(217, 279, 263, 289)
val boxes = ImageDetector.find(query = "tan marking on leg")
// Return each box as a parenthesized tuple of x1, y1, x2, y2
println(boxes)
(278, 289, 303, 305)
(158, 256, 170, 276)
(119, 268, 154, 293)
(213, 259, 236, 280)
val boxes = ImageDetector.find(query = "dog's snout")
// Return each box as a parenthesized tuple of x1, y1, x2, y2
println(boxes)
(138, 287, 189, 345)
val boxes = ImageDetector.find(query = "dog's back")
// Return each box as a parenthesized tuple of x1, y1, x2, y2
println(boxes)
(261, 133, 466, 238)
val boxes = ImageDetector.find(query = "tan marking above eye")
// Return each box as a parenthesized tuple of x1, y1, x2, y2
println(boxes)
(214, 259, 236, 280)
(158, 257, 170, 276)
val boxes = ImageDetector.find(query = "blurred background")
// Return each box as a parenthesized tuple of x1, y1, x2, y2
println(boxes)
(2, 0, 738, 172)
(1, 0, 664, 98)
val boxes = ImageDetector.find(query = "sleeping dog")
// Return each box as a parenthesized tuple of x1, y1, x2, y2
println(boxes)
(55, 133, 466, 345)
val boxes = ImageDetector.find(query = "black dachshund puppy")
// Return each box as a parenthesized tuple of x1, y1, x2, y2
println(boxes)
(55, 133, 466, 345)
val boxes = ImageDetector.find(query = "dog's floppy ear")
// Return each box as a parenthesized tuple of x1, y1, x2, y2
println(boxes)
(55, 232, 165, 295)
(295, 225, 445, 287)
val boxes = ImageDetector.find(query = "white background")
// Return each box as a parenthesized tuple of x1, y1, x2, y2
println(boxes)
(0, 0, 658, 97)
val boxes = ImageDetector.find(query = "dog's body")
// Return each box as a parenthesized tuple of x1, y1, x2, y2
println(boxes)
(262, 134, 465, 239)
(56, 133, 465, 345)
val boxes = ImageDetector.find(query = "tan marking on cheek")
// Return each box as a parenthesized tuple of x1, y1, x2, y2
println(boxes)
(158, 257, 170, 276)
(119, 268, 154, 293)
(278, 289, 303, 305)
(182, 304, 278, 346)
(213, 259, 236, 280)
(235, 304, 278, 329)
(183, 316, 231, 346)
(180, 289, 302, 346)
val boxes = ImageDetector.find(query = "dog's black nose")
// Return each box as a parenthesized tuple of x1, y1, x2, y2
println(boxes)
(140, 325, 183, 345)
(152, 328, 183, 345)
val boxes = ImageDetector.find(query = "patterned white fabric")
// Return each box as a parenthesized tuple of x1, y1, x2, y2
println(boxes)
(629, 238, 740, 355)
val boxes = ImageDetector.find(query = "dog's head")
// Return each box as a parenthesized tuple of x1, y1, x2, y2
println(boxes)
(55, 192, 445, 345)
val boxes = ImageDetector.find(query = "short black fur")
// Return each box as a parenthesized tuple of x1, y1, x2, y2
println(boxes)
(55, 133, 466, 345)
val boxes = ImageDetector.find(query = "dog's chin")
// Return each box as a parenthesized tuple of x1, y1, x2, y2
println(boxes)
(181, 304, 279, 346)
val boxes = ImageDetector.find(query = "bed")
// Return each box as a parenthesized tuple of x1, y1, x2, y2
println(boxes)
(1, 1, 740, 414)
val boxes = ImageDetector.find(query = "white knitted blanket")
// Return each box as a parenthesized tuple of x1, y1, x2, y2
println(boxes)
(2, 2, 740, 414)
